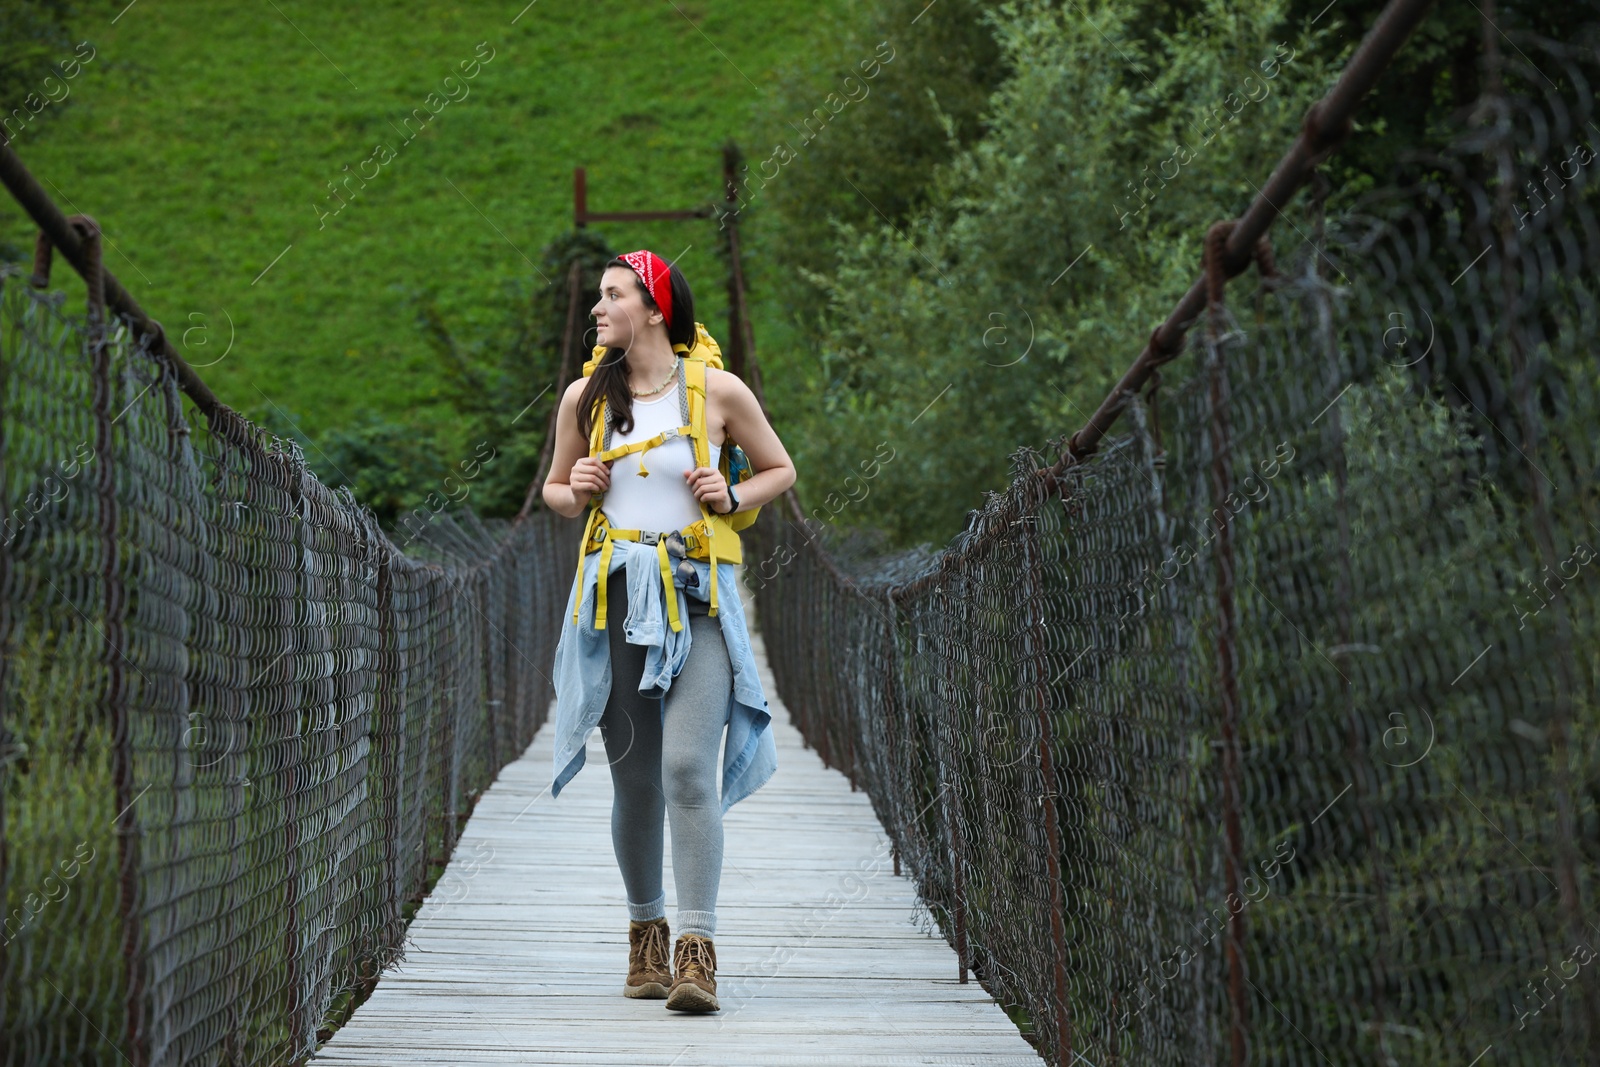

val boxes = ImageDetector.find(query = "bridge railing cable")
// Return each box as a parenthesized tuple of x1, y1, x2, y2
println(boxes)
(746, 2, 1600, 1064)
(0, 144, 578, 1064)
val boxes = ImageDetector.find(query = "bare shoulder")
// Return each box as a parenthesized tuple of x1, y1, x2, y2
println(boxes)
(705, 365, 755, 405)
(562, 376, 591, 410)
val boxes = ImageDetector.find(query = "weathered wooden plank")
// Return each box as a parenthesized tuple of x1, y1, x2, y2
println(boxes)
(314, 623, 1042, 1065)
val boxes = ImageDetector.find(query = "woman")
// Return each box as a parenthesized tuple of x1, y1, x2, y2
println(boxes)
(543, 250, 796, 1013)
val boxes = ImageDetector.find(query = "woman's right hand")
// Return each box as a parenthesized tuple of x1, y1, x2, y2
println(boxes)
(568, 456, 612, 501)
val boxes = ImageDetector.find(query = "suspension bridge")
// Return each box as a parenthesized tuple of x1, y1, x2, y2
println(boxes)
(314, 613, 1042, 1066)
(5, 0, 1600, 1064)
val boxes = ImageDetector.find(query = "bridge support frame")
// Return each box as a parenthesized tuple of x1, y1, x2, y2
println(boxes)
(57, 215, 151, 1066)
(1203, 224, 1250, 1067)
(1020, 502, 1073, 1067)
(934, 577, 970, 984)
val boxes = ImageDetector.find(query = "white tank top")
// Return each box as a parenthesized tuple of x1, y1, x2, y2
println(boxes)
(601, 370, 721, 532)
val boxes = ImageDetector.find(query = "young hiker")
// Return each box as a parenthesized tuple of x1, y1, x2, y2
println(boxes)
(543, 250, 795, 1013)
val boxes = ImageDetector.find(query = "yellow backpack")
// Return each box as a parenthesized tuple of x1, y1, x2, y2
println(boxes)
(570, 321, 760, 633)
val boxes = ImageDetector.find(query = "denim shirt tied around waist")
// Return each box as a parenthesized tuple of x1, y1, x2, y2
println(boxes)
(550, 538, 778, 813)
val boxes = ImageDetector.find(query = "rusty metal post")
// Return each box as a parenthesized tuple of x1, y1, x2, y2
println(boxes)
(522, 259, 586, 519)
(514, 550, 532, 748)
(816, 576, 834, 768)
(719, 142, 772, 413)
(558, 257, 585, 395)
(76, 215, 148, 1067)
(808, 564, 833, 769)
(0, 236, 17, 1041)
(480, 571, 500, 773)
(842, 640, 859, 791)
(726, 223, 764, 408)
(935, 576, 970, 983)
(277, 441, 334, 1058)
(280, 480, 308, 1060)
(505, 553, 521, 750)
(0, 139, 223, 419)
(374, 550, 403, 952)
(441, 592, 462, 859)
(569, 163, 713, 227)
(1020, 499, 1073, 1066)
(1203, 223, 1249, 1067)
(721, 144, 747, 383)
(879, 589, 905, 877)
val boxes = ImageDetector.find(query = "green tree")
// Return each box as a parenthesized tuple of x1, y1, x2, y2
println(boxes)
(750, 0, 1598, 550)
(402, 228, 617, 519)
(778, 0, 1337, 547)
(746, 0, 1009, 330)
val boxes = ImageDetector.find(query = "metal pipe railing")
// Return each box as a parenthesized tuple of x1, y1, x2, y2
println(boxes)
(0, 130, 226, 420)
(1054, 0, 1438, 471)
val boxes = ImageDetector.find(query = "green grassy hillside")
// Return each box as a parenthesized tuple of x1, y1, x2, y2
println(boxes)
(1, 0, 840, 467)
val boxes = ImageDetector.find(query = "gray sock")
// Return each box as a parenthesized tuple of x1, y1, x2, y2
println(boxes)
(628, 892, 666, 923)
(676, 909, 717, 939)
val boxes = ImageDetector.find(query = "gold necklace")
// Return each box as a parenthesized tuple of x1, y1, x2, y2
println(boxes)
(629, 358, 679, 397)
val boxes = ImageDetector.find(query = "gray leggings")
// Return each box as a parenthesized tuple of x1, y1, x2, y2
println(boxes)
(599, 568, 732, 939)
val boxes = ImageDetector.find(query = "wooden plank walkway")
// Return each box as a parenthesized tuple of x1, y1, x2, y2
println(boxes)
(315, 603, 1044, 1066)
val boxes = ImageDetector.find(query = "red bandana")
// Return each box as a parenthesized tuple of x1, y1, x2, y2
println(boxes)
(619, 249, 673, 329)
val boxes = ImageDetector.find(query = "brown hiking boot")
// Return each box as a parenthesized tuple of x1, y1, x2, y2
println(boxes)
(665, 933, 719, 1012)
(624, 917, 672, 998)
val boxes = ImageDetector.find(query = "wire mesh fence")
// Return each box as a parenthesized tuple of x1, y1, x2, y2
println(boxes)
(746, 24, 1600, 1067)
(0, 264, 575, 1066)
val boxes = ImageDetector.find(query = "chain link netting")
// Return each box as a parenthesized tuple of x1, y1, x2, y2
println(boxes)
(747, 25, 1600, 1067)
(0, 265, 575, 1066)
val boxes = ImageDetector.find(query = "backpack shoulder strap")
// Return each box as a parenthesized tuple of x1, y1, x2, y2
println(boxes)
(587, 398, 605, 457)
(577, 350, 608, 457)
(581, 322, 722, 461)
(683, 357, 710, 470)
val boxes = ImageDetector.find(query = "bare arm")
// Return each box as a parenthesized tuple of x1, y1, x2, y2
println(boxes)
(542, 378, 610, 519)
(684, 369, 797, 515)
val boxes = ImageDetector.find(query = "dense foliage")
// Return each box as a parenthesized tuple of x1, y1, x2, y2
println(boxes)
(0, 0, 86, 151)
(745, 0, 1594, 549)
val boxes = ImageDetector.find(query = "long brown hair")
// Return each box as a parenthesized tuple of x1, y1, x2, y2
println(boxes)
(577, 256, 697, 441)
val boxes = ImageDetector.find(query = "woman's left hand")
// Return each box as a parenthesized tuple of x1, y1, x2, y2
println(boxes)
(684, 466, 732, 514)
